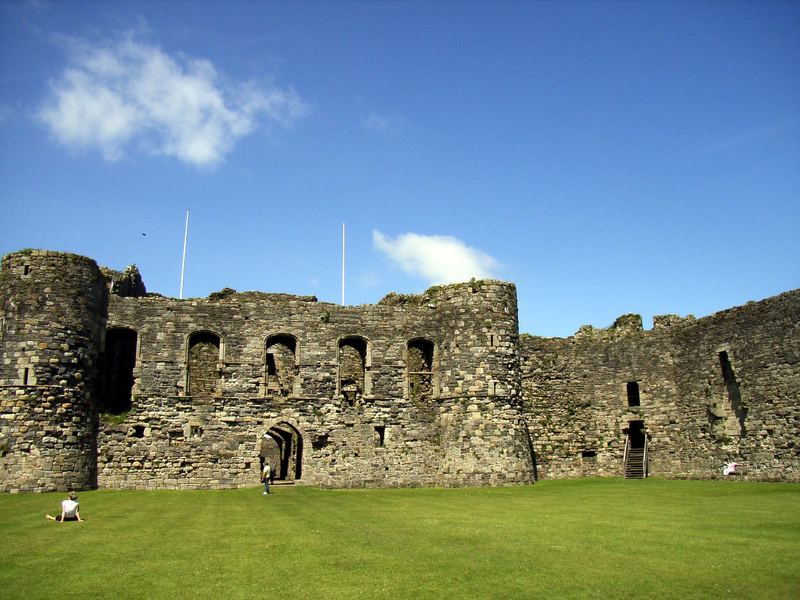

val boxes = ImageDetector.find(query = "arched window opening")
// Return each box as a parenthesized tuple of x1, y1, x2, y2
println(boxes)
(407, 338, 435, 401)
(259, 422, 303, 482)
(626, 381, 641, 407)
(187, 332, 221, 400)
(339, 336, 367, 405)
(100, 328, 137, 414)
(265, 334, 298, 397)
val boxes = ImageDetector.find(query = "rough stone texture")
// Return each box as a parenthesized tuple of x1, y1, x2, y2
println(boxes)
(0, 251, 107, 492)
(1, 251, 531, 491)
(1, 248, 798, 492)
(520, 291, 800, 482)
(100, 265, 146, 298)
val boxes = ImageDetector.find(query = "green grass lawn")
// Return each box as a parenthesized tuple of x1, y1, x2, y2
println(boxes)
(1, 478, 798, 599)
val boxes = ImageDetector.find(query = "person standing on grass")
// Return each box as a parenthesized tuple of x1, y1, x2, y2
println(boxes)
(46, 491, 82, 522)
(261, 462, 272, 495)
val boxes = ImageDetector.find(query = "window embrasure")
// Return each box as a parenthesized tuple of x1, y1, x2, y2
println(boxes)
(407, 337, 437, 401)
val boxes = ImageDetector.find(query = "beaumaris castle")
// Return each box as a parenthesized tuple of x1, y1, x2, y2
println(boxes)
(1, 249, 798, 492)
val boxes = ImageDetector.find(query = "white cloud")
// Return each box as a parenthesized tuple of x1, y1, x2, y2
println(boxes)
(362, 111, 403, 134)
(0, 104, 13, 123)
(373, 230, 500, 284)
(363, 112, 390, 132)
(38, 36, 308, 166)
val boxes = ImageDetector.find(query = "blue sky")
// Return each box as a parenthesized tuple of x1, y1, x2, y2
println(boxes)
(1, 1, 798, 337)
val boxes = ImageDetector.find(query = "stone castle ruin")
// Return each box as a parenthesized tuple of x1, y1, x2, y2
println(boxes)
(1, 249, 798, 492)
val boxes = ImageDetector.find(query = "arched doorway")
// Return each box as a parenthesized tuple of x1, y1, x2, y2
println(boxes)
(259, 421, 303, 482)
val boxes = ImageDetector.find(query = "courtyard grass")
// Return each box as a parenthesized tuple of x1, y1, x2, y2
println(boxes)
(1, 478, 798, 599)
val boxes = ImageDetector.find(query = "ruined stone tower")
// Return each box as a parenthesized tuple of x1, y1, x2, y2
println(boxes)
(0, 251, 108, 492)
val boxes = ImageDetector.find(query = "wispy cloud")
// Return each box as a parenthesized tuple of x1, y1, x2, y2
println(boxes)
(38, 35, 308, 167)
(373, 230, 500, 284)
(699, 119, 796, 154)
(0, 104, 13, 123)
(362, 111, 401, 134)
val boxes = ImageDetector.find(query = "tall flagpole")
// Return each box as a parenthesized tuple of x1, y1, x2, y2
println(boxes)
(341, 222, 346, 305)
(179, 209, 190, 299)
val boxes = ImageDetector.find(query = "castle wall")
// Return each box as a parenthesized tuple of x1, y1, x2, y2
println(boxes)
(519, 290, 800, 482)
(0, 251, 108, 492)
(1, 246, 796, 492)
(97, 280, 534, 489)
(668, 291, 800, 480)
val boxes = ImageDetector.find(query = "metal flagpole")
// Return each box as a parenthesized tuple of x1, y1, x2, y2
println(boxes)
(341, 222, 346, 305)
(179, 209, 190, 299)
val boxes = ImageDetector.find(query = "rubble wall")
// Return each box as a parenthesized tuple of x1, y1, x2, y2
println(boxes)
(520, 290, 800, 481)
(0, 251, 107, 492)
(97, 280, 533, 489)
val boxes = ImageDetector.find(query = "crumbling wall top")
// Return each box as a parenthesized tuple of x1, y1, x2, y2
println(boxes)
(101, 265, 147, 298)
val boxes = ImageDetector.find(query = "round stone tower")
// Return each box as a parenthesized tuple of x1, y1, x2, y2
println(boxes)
(0, 250, 108, 492)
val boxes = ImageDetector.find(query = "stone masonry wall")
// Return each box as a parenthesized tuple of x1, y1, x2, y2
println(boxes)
(520, 290, 800, 482)
(0, 251, 108, 492)
(96, 280, 533, 489)
(2, 246, 797, 492)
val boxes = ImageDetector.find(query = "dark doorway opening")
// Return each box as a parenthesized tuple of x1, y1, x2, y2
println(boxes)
(627, 420, 646, 449)
(623, 420, 648, 479)
(260, 422, 303, 482)
(100, 328, 137, 414)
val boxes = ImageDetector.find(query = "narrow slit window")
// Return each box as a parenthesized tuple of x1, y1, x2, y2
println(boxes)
(627, 381, 640, 407)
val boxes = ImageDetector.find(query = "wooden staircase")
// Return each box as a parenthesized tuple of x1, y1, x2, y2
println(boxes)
(623, 437, 648, 479)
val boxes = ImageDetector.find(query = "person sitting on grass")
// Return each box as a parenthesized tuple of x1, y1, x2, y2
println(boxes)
(46, 491, 83, 523)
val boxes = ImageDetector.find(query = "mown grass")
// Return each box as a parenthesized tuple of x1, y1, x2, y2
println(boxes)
(1, 478, 798, 599)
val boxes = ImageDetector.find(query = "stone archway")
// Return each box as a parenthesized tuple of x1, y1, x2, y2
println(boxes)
(259, 421, 303, 482)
